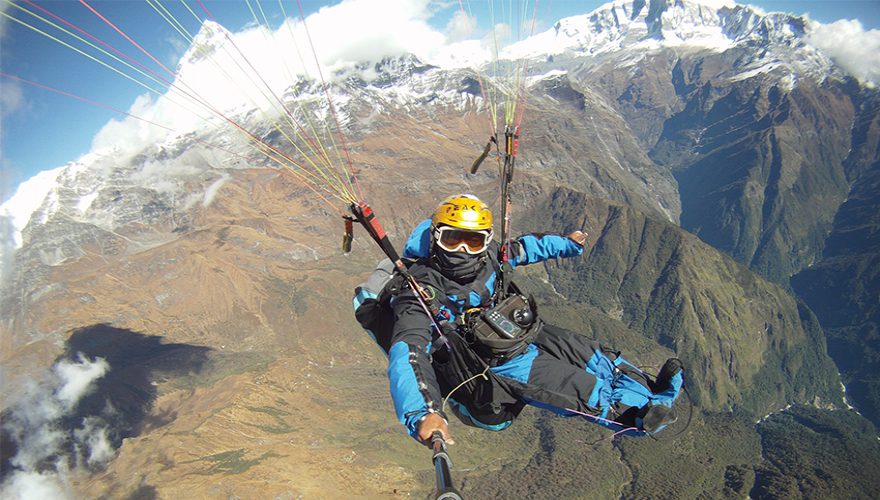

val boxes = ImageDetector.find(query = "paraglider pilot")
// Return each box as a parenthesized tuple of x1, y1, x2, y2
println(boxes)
(354, 194, 683, 446)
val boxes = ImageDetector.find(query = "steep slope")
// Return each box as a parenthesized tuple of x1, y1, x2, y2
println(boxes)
(651, 61, 855, 285)
(0, 168, 863, 499)
(518, 187, 843, 414)
(542, 0, 880, 438)
(3, 1, 880, 497)
(791, 97, 880, 427)
(751, 405, 880, 499)
(570, 36, 858, 287)
(527, 0, 872, 290)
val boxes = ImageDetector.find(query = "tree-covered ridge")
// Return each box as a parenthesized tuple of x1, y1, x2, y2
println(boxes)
(482, 187, 879, 499)
(519, 188, 842, 415)
(753, 405, 880, 499)
(792, 140, 880, 430)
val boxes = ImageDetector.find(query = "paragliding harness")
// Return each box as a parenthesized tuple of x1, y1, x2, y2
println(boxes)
(592, 356, 691, 442)
(459, 280, 542, 365)
(429, 264, 542, 427)
(350, 128, 692, 439)
(458, 128, 544, 363)
(352, 126, 527, 363)
(347, 203, 526, 421)
(351, 251, 538, 428)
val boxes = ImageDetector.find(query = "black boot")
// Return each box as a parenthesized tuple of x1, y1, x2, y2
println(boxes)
(652, 358, 683, 394)
(640, 404, 677, 434)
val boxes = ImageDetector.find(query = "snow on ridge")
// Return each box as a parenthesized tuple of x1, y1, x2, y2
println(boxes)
(491, 0, 742, 62)
(175, 20, 232, 75)
(1, 140, 223, 253)
(685, 0, 737, 10)
(4, 0, 873, 256)
(428, 39, 490, 70)
(1, 168, 64, 249)
(492, 0, 870, 90)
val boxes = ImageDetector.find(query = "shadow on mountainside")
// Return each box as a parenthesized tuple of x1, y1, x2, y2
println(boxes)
(0, 324, 211, 482)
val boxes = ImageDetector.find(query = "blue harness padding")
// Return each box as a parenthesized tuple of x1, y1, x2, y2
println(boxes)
(594, 357, 684, 436)
(518, 347, 685, 437)
(522, 349, 684, 437)
(585, 349, 616, 409)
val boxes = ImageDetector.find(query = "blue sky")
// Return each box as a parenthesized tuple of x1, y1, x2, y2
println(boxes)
(1, 0, 879, 204)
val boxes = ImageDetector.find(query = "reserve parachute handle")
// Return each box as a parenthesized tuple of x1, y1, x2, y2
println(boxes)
(346, 202, 401, 264)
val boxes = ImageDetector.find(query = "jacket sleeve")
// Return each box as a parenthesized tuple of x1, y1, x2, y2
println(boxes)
(511, 233, 583, 267)
(387, 286, 446, 440)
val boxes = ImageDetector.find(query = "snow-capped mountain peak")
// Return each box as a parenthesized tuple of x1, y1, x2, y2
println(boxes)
(2, 0, 877, 266)
(501, 0, 815, 61)
(176, 20, 232, 75)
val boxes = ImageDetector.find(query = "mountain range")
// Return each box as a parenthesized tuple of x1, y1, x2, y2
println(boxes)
(2, 1, 879, 498)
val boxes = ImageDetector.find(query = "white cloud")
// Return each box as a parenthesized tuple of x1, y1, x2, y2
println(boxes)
(443, 8, 477, 44)
(2, 471, 71, 500)
(807, 19, 880, 87)
(90, 93, 180, 161)
(0, 0, 511, 250)
(0, 0, 12, 40)
(75, 416, 116, 467)
(0, 167, 63, 249)
(84, 0, 460, 169)
(54, 354, 110, 408)
(1, 3, 30, 206)
(0, 354, 112, 499)
(0, 80, 30, 202)
(203, 174, 229, 206)
(305, 0, 445, 66)
(0, 79, 26, 117)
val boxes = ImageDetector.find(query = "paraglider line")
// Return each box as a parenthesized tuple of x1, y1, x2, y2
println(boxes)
(294, 0, 362, 202)
(1, 72, 345, 215)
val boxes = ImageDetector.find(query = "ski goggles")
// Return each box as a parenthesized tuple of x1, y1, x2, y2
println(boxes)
(434, 226, 493, 255)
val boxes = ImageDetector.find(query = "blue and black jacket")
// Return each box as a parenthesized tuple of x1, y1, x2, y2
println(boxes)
(387, 220, 584, 438)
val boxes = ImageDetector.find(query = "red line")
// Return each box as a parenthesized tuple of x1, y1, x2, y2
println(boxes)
(196, 0, 359, 203)
(217, 30, 336, 176)
(1, 72, 343, 215)
(79, 0, 174, 78)
(19, 1, 358, 210)
(71, 1, 261, 160)
(294, 0, 362, 201)
(195, 0, 217, 23)
(21, 0, 174, 89)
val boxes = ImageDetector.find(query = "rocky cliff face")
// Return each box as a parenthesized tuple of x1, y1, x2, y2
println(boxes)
(790, 94, 880, 429)
(518, 188, 842, 414)
(2, 1, 880, 498)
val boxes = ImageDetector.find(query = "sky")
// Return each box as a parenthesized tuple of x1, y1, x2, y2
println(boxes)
(1, 0, 879, 206)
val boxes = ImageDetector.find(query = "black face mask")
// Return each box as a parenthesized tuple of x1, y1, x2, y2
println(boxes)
(433, 247, 487, 282)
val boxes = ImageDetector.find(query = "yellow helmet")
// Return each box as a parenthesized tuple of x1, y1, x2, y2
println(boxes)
(432, 194, 493, 231)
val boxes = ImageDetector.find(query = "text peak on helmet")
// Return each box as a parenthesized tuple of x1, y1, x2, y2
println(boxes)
(432, 194, 494, 254)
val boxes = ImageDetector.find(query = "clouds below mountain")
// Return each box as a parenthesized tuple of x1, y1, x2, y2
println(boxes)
(808, 19, 880, 87)
(1, 355, 111, 500)
(81, 0, 483, 211)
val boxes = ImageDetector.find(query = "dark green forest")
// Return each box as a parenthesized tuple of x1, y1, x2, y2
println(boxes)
(429, 188, 880, 499)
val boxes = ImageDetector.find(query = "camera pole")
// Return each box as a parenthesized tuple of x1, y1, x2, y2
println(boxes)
(432, 432, 464, 500)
